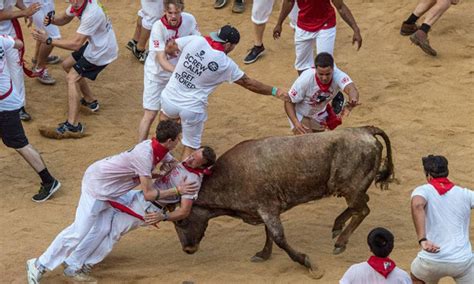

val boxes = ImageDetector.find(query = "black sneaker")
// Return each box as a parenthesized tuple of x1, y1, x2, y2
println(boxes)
(214, 0, 227, 9)
(32, 179, 61, 202)
(19, 107, 32, 121)
(80, 98, 99, 112)
(331, 91, 346, 115)
(126, 40, 137, 51)
(56, 121, 84, 135)
(244, 45, 265, 64)
(232, 0, 245, 13)
(132, 45, 145, 60)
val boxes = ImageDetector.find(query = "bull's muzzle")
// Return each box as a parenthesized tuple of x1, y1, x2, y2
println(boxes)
(183, 245, 199, 254)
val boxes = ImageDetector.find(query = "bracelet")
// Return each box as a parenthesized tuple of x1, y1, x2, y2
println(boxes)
(154, 188, 161, 201)
(271, 87, 278, 97)
(173, 187, 180, 196)
(418, 237, 427, 245)
(46, 37, 52, 46)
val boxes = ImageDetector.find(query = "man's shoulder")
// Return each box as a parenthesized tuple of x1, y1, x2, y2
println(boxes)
(181, 12, 197, 23)
(411, 183, 431, 197)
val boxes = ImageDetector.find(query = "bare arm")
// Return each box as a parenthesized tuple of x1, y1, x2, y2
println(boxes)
(13, 38, 23, 49)
(341, 83, 360, 116)
(411, 195, 440, 253)
(140, 176, 160, 201)
(32, 30, 87, 51)
(156, 51, 175, 73)
(165, 39, 180, 58)
(234, 74, 290, 101)
(273, 0, 296, 39)
(331, 0, 362, 50)
(0, 2, 39, 21)
(48, 11, 74, 26)
(144, 198, 194, 225)
(284, 101, 308, 134)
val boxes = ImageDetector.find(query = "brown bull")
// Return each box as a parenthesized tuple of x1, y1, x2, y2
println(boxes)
(173, 126, 395, 278)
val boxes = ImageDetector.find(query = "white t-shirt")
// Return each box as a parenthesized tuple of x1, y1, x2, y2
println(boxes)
(161, 35, 245, 113)
(66, 0, 118, 66)
(140, 0, 163, 19)
(0, 35, 21, 111)
(153, 163, 203, 203)
(84, 140, 173, 200)
(340, 262, 411, 284)
(289, 67, 352, 120)
(0, 0, 16, 37)
(411, 184, 474, 263)
(145, 12, 200, 82)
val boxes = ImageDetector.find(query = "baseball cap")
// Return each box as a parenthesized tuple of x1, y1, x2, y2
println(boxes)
(210, 25, 240, 44)
(422, 155, 449, 177)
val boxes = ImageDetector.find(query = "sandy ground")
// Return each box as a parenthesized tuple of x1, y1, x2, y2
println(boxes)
(1, 0, 473, 283)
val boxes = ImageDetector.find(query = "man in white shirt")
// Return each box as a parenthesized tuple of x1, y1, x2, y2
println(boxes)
(32, 0, 118, 139)
(138, 0, 200, 142)
(340, 227, 412, 284)
(410, 155, 474, 283)
(161, 25, 290, 159)
(61, 146, 216, 279)
(0, 34, 60, 202)
(26, 120, 200, 284)
(285, 52, 359, 134)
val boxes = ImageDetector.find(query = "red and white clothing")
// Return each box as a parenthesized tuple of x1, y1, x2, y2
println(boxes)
(288, 67, 352, 129)
(137, 0, 163, 30)
(143, 12, 200, 111)
(0, 35, 21, 111)
(37, 139, 172, 271)
(63, 163, 204, 270)
(24, 0, 61, 39)
(340, 261, 411, 284)
(65, 0, 118, 66)
(161, 35, 244, 148)
(294, 0, 337, 71)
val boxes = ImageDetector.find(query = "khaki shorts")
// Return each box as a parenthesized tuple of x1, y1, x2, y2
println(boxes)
(411, 256, 474, 284)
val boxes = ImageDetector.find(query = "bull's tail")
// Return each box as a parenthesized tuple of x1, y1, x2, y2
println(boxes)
(367, 126, 396, 190)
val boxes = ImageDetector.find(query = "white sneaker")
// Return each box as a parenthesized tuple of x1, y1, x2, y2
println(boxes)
(26, 258, 43, 284)
(36, 69, 56, 85)
(64, 267, 97, 283)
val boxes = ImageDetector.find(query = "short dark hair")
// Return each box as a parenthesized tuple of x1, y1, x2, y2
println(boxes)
(200, 146, 216, 168)
(315, 52, 334, 69)
(155, 120, 181, 143)
(367, 227, 394, 258)
(164, 0, 184, 10)
(422, 155, 449, 178)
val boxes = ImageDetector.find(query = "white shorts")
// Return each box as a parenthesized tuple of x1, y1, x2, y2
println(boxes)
(161, 98, 207, 149)
(251, 0, 275, 24)
(294, 26, 336, 71)
(24, 0, 61, 39)
(411, 256, 474, 284)
(137, 9, 160, 30)
(288, 111, 327, 131)
(142, 74, 166, 111)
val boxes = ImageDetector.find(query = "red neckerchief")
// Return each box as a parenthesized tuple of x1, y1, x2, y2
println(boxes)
(151, 138, 169, 165)
(205, 36, 225, 52)
(315, 72, 332, 93)
(10, 20, 39, 78)
(429, 177, 455, 195)
(70, 0, 91, 18)
(160, 15, 182, 38)
(325, 104, 341, 130)
(367, 256, 396, 278)
(108, 200, 144, 221)
(0, 80, 13, 100)
(182, 162, 212, 176)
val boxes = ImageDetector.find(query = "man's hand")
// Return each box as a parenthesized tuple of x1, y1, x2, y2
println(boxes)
(177, 176, 199, 195)
(276, 89, 290, 102)
(144, 211, 164, 226)
(24, 2, 41, 17)
(44, 11, 55, 26)
(293, 121, 310, 135)
(165, 39, 180, 58)
(342, 100, 360, 117)
(451, 0, 460, 5)
(420, 239, 440, 253)
(273, 24, 283, 40)
(31, 29, 48, 43)
(353, 30, 362, 50)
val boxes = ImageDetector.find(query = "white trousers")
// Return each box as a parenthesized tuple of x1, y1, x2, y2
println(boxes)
(252, 0, 298, 27)
(38, 189, 110, 271)
(294, 26, 336, 71)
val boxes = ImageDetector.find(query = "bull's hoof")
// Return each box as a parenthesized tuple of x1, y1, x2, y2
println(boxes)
(332, 229, 342, 239)
(308, 267, 325, 279)
(250, 252, 270, 262)
(333, 245, 346, 255)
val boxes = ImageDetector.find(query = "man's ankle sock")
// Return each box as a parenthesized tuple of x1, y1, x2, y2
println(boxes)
(420, 23, 431, 34)
(39, 168, 55, 185)
(404, 13, 419, 25)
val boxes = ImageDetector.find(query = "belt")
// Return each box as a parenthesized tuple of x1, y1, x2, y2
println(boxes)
(151, 201, 166, 211)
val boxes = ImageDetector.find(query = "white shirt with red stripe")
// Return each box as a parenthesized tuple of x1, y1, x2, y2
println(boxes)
(66, 0, 118, 66)
(0, 0, 16, 37)
(296, 0, 336, 32)
(340, 262, 411, 284)
(289, 67, 352, 120)
(161, 35, 244, 113)
(0, 35, 20, 111)
(145, 12, 200, 82)
(83, 139, 174, 201)
(153, 163, 203, 203)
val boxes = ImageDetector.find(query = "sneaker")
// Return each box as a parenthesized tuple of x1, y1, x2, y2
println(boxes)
(19, 107, 32, 121)
(64, 268, 97, 282)
(214, 0, 227, 9)
(126, 39, 137, 51)
(80, 98, 100, 112)
(232, 0, 245, 13)
(400, 22, 418, 36)
(81, 264, 94, 275)
(138, 50, 148, 63)
(132, 45, 145, 60)
(26, 258, 44, 284)
(36, 69, 56, 85)
(56, 121, 84, 135)
(32, 55, 61, 65)
(331, 91, 346, 115)
(410, 30, 437, 56)
(244, 45, 265, 64)
(32, 179, 61, 203)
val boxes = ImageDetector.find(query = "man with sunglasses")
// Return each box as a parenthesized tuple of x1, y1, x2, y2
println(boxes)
(285, 52, 359, 134)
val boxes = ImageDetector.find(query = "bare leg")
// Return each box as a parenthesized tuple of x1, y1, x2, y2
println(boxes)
(36, 43, 54, 70)
(251, 226, 273, 262)
(66, 69, 83, 125)
(78, 80, 96, 103)
(138, 110, 158, 142)
(132, 16, 142, 42)
(411, 273, 426, 284)
(413, 0, 437, 17)
(15, 144, 47, 173)
(421, 0, 451, 26)
(253, 23, 266, 46)
(136, 28, 151, 51)
(33, 40, 41, 63)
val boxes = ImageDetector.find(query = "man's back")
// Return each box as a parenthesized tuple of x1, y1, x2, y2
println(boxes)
(340, 262, 411, 284)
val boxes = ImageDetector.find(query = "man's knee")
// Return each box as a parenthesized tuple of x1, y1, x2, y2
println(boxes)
(410, 272, 425, 284)
(62, 56, 76, 72)
(143, 110, 158, 121)
(66, 69, 82, 84)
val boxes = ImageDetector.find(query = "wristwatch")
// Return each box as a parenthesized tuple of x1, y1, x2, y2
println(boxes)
(46, 37, 52, 46)
(162, 212, 169, 221)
